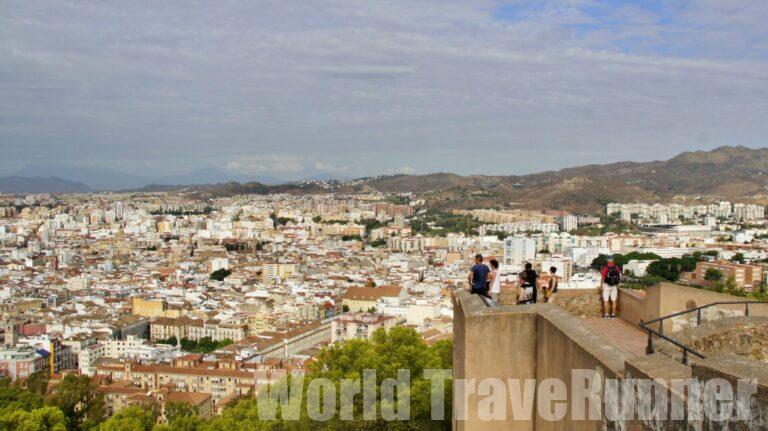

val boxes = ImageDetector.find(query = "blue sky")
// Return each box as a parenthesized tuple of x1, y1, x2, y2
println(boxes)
(1, 0, 767, 182)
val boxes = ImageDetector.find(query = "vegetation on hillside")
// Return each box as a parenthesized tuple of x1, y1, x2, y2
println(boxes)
(409, 212, 481, 236)
(0, 328, 452, 431)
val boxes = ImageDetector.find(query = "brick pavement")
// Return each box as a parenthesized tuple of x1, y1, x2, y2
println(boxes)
(583, 316, 648, 356)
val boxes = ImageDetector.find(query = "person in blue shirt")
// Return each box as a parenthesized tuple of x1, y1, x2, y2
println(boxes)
(467, 253, 491, 298)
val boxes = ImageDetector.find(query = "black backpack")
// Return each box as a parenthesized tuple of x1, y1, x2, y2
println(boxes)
(605, 266, 621, 286)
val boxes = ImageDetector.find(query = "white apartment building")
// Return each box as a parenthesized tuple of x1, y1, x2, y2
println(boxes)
(331, 313, 396, 343)
(77, 335, 180, 375)
(209, 257, 229, 272)
(503, 236, 536, 266)
(560, 215, 578, 232)
(541, 255, 574, 282)
(374, 299, 441, 330)
(624, 260, 657, 277)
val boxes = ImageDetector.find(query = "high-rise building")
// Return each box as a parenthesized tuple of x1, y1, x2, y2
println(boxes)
(503, 236, 536, 266)
(560, 215, 578, 232)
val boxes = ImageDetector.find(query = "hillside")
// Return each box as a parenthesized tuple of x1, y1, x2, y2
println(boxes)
(0, 176, 93, 194)
(356, 146, 768, 212)
(7, 146, 767, 213)
(133, 146, 768, 213)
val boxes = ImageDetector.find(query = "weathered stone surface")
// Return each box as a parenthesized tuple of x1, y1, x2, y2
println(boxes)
(658, 317, 768, 363)
(557, 290, 603, 318)
(668, 307, 743, 333)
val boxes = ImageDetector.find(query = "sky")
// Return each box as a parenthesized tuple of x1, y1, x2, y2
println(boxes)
(1, 0, 768, 182)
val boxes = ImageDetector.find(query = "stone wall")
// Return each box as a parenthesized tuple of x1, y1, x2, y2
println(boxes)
(618, 282, 768, 331)
(454, 288, 768, 431)
(454, 290, 632, 431)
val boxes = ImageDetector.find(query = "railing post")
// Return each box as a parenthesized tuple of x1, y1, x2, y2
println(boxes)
(646, 332, 654, 355)
(658, 321, 664, 335)
(682, 349, 689, 365)
(697, 309, 702, 325)
(745, 303, 750, 317)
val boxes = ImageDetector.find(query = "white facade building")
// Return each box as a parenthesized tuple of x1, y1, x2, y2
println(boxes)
(503, 236, 536, 266)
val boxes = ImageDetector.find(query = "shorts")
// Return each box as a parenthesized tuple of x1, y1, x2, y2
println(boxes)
(518, 286, 533, 303)
(602, 285, 618, 302)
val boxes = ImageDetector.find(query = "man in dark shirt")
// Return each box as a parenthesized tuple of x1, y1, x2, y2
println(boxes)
(467, 254, 490, 297)
(523, 262, 538, 304)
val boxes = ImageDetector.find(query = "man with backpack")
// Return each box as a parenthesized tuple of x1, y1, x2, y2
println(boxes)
(600, 256, 621, 319)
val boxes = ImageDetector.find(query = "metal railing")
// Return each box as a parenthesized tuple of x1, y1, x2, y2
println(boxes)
(639, 301, 768, 365)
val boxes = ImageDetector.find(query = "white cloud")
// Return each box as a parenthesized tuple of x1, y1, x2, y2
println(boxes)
(399, 165, 417, 175)
(226, 155, 304, 174)
(314, 162, 349, 173)
(1, 1, 767, 178)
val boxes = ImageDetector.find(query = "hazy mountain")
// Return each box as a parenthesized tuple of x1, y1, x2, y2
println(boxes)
(154, 168, 285, 186)
(9, 147, 768, 212)
(349, 146, 768, 212)
(14, 165, 286, 190)
(15, 165, 148, 190)
(0, 176, 93, 194)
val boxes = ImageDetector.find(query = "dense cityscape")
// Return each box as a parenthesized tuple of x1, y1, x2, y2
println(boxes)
(2, 187, 768, 428)
(4, 0, 768, 429)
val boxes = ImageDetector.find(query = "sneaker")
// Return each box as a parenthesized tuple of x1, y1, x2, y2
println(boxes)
(610, 314, 616, 319)
(601, 314, 607, 319)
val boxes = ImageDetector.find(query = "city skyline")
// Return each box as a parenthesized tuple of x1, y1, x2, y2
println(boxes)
(2, 1, 768, 180)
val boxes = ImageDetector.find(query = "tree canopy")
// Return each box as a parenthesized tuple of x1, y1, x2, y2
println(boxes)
(0, 327, 451, 431)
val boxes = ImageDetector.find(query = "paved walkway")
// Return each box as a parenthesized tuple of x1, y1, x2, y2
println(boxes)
(583, 317, 648, 356)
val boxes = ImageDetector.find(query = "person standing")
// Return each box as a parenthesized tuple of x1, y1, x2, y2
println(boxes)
(601, 257, 621, 319)
(517, 271, 533, 304)
(488, 259, 501, 301)
(522, 262, 539, 304)
(467, 254, 491, 298)
(545, 266, 559, 303)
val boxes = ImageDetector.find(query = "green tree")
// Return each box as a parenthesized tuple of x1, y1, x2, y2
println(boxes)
(25, 370, 50, 396)
(209, 269, 232, 282)
(164, 401, 198, 424)
(203, 327, 452, 430)
(45, 374, 105, 431)
(162, 415, 202, 431)
(275, 217, 297, 226)
(98, 406, 154, 431)
(157, 336, 178, 346)
(0, 378, 44, 411)
(369, 238, 387, 248)
(360, 218, 384, 234)
(646, 259, 680, 282)
(703, 267, 724, 282)
(0, 406, 67, 431)
(732, 253, 745, 264)
(679, 255, 698, 272)
(590, 254, 608, 271)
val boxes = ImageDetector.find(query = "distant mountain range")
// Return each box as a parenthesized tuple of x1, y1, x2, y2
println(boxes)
(349, 145, 768, 212)
(3, 146, 768, 213)
(2, 165, 286, 193)
(0, 176, 93, 194)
